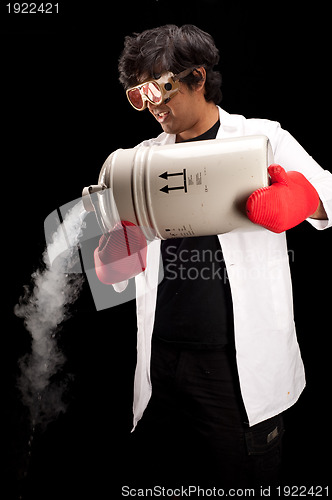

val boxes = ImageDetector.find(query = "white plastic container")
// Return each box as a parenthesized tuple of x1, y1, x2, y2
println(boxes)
(83, 136, 272, 240)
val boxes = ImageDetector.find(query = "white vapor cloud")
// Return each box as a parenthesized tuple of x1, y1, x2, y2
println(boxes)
(15, 200, 87, 429)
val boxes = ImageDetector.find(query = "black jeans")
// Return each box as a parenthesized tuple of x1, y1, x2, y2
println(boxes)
(129, 337, 284, 489)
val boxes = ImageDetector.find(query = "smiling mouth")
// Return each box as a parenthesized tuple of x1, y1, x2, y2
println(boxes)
(154, 110, 170, 122)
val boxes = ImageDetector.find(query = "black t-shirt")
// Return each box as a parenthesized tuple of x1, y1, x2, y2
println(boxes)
(152, 120, 234, 348)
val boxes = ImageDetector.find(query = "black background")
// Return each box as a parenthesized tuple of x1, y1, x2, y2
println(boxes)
(2, 2, 331, 498)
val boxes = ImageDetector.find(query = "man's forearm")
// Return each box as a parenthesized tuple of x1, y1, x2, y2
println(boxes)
(310, 199, 327, 220)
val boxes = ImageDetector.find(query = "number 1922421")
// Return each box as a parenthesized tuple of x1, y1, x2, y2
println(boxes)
(6, 3, 59, 14)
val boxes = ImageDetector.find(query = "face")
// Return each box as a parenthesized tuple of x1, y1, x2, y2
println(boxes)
(147, 81, 203, 136)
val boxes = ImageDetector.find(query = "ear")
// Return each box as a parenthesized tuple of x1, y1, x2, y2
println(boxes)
(193, 67, 206, 93)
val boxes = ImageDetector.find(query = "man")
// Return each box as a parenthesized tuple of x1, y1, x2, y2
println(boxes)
(95, 25, 331, 487)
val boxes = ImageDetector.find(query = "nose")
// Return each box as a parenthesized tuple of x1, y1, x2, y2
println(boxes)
(147, 101, 158, 111)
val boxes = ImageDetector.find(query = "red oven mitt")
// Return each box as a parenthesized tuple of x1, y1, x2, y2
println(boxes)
(246, 164, 319, 233)
(94, 221, 147, 284)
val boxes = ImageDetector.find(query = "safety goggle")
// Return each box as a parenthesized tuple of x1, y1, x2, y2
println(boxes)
(126, 68, 196, 111)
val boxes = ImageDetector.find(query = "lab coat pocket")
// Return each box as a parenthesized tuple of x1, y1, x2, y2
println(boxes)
(268, 256, 295, 330)
(244, 414, 285, 472)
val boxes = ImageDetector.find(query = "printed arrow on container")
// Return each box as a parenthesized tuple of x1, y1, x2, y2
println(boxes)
(159, 171, 184, 180)
(159, 168, 187, 193)
(160, 185, 186, 194)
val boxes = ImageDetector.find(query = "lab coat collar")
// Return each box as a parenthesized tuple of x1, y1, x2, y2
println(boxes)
(155, 106, 238, 145)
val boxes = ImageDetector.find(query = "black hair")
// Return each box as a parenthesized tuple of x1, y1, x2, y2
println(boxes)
(118, 24, 222, 104)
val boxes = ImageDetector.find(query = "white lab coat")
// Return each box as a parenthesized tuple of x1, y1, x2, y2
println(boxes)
(115, 107, 332, 429)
